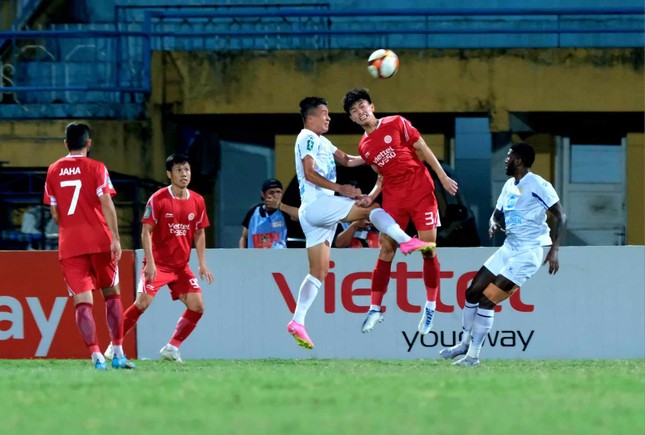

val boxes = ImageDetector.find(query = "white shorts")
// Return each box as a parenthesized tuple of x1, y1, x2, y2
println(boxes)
(299, 196, 355, 248)
(483, 244, 544, 286)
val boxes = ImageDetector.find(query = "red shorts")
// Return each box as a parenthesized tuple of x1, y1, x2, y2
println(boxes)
(387, 202, 440, 232)
(59, 252, 119, 296)
(382, 167, 441, 232)
(383, 189, 441, 232)
(137, 264, 201, 301)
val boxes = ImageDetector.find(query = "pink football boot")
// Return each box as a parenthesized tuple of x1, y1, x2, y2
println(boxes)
(399, 237, 436, 255)
(287, 320, 314, 349)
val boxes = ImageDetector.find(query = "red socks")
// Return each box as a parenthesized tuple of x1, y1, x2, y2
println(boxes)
(75, 303, 99, 354)
(104, 294, 124, 346)
(371, 256, 441, 305)
(169, 310, 203, 348)
(371, 259, 392, 306)
(122, 304, 144, 338)
(423, 255, 440, 302)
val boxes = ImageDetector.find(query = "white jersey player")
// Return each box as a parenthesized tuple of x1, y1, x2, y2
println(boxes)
(495, 172, 560, 250)
(439, 142, 566, 366)
(286, 97, 436, 350)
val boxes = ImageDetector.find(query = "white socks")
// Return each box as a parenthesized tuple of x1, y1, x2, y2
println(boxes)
(112, 344, 125, 359)
(91, 352, 105, 364)
(424, 301, 437, 311)
(369, 304, 381, 311)
(460, 301, 479, 345)
(466, 308, 495, 358)
(369, 208, 410, 244)
(293, 274, 322, 325)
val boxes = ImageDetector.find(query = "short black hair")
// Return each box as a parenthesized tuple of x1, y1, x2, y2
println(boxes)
(342, 88, 372, 115)
(299, 97, 328, 122)
(165, 153, 190, 172)
(65, 122, 91, 151)
(510, 142, 535, 168)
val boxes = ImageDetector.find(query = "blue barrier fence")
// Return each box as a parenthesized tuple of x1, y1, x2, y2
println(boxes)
(0, 7, 643, 113)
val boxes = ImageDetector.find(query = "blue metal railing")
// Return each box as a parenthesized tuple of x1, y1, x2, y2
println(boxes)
(146, 7, 645, 17)
(0, 7, 643, 110)
(143, 7, 644, 51)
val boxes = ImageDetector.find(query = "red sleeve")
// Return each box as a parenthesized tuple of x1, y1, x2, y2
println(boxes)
(141, 195, 158, 226)
(96, 162, 116, 197)
(399, 116, 421, 147)
(358, 140, 372, 165)
(196, 196, 210, 230)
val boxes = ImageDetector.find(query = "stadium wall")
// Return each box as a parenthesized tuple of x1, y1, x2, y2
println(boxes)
(152, 49, 643, 125)
(134, 246, 644, 360)
(0, 120, 156, 179)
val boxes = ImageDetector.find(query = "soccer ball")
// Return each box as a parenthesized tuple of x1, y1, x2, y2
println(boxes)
(367, 49, 399, 79)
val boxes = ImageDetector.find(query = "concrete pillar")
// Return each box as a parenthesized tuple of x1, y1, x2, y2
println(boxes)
(454, 117, 492, 245)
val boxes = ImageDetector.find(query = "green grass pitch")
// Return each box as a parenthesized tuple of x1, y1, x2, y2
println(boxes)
(1, 359, 643, 434)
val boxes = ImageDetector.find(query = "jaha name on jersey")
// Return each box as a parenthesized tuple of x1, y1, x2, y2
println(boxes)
(59, 167, 81, 176)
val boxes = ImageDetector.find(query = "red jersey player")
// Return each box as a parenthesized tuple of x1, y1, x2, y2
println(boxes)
(44, 122, 133, 370)
(104, 153, 214, 363)
(343, 89, 459, 336)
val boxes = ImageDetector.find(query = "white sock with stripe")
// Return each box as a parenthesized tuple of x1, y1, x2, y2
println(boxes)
(461, 301, 479, 345)
(466, 308, 495, 358)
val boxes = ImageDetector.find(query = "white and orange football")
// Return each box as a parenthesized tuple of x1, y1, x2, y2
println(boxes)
(367, 49, 399, 79)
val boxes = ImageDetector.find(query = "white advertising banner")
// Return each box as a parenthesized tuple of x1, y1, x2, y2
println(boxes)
(135, 246, 645, 360)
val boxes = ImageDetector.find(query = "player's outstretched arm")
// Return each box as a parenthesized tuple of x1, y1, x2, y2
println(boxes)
(194, 228, 214, 284)
(303, 155, 361, 198)
(333, 149, 365, 168)
(543, 202, 567, 275)
(364, 171, 383, 205)
(412, 137, 458, 196)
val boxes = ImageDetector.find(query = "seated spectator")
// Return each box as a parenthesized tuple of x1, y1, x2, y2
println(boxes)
(334, 219, 380, 248)
(20, 205, 58, 250)
(239, 178, 298, 249)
